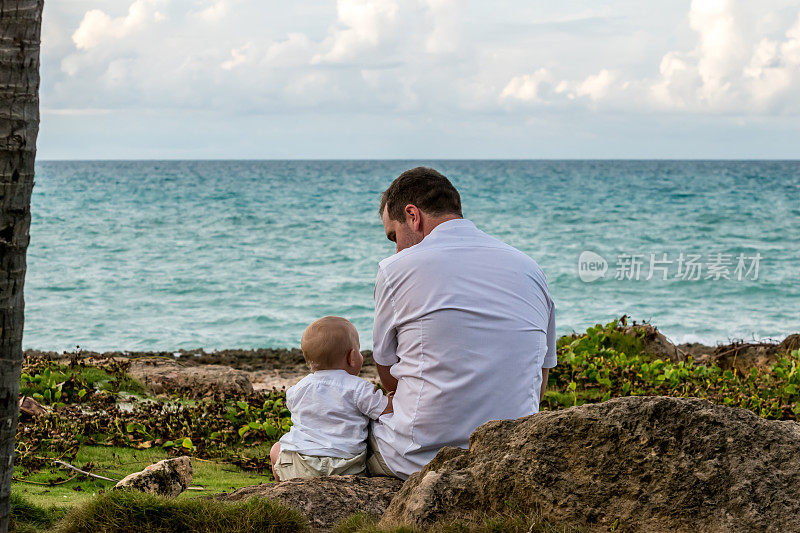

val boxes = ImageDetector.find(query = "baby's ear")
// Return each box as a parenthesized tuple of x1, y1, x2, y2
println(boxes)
(346, 348, 358, 366)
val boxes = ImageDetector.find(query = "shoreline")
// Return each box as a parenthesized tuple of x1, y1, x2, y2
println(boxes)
(22, 325, 800, 393)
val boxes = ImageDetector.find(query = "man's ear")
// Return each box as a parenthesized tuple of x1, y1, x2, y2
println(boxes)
(404, 204, 422, 231)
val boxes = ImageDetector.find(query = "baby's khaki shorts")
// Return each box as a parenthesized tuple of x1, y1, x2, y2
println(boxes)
(274, 449, 367, 481)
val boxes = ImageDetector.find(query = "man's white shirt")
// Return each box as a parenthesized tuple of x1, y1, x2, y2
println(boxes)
(279, 370, 388, 458)
(371, 218, 556, 479)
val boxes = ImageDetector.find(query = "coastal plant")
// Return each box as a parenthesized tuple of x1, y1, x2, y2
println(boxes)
(19, 353, 144, 406)
(14, 355, 292, 474)
(546, 319, 800, 420)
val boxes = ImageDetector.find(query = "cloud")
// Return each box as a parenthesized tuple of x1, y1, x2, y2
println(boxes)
(312, 0, 401, 64)
(574, 69, 616, 101)
(499, 1, 800, 115)
(500, 69, 555, 103)
(650, 0, 800, 113)
(500, 68, 617, 105)
(49, 0, 800, 123)
(72, 0, 165, 50)
(195, 0, 230, 22)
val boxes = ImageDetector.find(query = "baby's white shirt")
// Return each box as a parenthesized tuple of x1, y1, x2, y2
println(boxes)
(279, 369, 388, 458)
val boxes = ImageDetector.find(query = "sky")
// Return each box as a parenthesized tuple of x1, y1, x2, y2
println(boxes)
(39, 0, 800, 159)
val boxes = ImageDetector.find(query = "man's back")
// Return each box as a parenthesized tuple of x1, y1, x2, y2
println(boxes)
(371, 218, 556, 478)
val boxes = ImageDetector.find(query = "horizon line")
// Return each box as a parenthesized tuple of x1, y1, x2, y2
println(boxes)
(36, 157, 800, 162)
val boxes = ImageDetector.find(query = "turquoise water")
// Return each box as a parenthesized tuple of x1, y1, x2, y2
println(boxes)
(26, 160, 800, 351)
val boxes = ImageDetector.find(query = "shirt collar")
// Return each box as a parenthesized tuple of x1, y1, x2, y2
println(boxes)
(427, 218, 475, 237)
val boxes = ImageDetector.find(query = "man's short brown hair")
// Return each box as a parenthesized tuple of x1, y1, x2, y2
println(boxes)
(379, 167, 462, 222)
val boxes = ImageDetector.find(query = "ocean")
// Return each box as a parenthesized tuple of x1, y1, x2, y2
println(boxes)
(25, 160, 800, 352)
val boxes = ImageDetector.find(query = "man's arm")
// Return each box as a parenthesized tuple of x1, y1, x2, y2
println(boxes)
(539, 367, 549, 404)
(377, 364, 398, 394)
(373, 267, 400, 393)
(539, 298, 557, 406)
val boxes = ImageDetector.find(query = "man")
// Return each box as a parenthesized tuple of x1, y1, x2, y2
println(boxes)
(366, 167, 557, 480)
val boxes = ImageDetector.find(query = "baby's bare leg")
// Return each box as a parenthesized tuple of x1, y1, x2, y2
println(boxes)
(270, 441, 281, 482)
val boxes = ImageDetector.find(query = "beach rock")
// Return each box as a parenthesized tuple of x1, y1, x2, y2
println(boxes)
(128, 361, 253, 398)
(114, 456, 192, 498)
(677, 341, 717, 359)
(779, 334, 800, 354)
(216, 475, 403, 530)
(382, 396, 800, 532)
(18, 396, 47, 418)
(626, 324, 684, 362)
(696, 342, 780, 374)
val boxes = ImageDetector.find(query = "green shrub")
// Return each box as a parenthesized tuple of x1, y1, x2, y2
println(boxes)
(546, 319, 800, 420)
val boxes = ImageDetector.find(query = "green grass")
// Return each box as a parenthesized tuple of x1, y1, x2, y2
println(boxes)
(55, 490, 307, 533)
(9, 493, 67, 533)
(12, 445, 271, 509)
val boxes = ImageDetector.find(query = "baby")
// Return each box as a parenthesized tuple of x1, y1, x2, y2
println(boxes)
(269, 316, 392, 481)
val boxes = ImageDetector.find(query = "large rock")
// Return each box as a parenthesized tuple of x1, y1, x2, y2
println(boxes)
(382, 396, 800, 532)
(626, 324, 684, 362)
(114, 456, 192, 498)
(779, 334, 800, 354)
(695, 342, 781, 374)
(128, 361, 253, 398)
(216, 475, 403, 530)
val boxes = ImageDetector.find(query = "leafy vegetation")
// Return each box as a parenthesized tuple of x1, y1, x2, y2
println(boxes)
(13, 322, 800, 531)
(19, 354, 143, 407)
(544, 318, 800, 421)
(15, 353, 291, 474)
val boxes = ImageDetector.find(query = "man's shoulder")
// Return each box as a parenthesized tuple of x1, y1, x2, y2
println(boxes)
(378, 224, 545, 279)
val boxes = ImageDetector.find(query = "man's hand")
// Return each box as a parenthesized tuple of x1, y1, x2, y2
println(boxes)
(377, 363, 398, 394)
(382, 391, 394, 415)
(539, 367, 549, 405)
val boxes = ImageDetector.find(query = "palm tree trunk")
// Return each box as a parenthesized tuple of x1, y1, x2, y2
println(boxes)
(0, 1, 42, 531)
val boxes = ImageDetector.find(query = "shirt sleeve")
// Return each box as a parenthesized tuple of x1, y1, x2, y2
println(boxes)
(372, 267, 399, 366)
(355, 381, 389, 420)
(543, 299, 557, 369)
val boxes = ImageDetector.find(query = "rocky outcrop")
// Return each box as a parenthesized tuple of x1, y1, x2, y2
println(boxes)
(216, 475, 403, 530)
(382, 396, 800, 532)
(114, 456, 192, 498)
(128, 362, 253, 398)
(779, 334, 800, 354)
(626, 324, 684, 362)
(695, 342, 781, 374)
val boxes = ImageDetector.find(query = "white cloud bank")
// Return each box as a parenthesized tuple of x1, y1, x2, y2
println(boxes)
(650, 0, 800, 112)
(38, 0, 800, 158)
(501, 0, 800, 114)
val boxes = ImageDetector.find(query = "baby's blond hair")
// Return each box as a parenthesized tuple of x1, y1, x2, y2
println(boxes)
(300, 316, 359, 371)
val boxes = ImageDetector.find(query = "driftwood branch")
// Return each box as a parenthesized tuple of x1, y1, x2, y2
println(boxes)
(54, 460, 120, 482)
